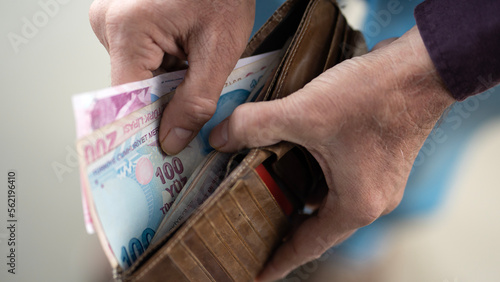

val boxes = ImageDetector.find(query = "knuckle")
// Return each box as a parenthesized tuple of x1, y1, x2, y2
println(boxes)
(107, 3, 136, 23)
(289, 236, 323, 264)
(384, 201, 400, 215)
(104, 1, 150, 28)
(383, 190, 404, 215)
(179, 97, 217, 130)
(357, 204, 383, 226)
(228, 105, 246, 131)
(348, 191, 387, 227)
(89, 0, 105, 33)
(229, 104, 256, 145)
(309, 252, 323, 261)
(289, 240, 313, 264)
(89, 0, 149, 48)
(231, 103, 282, 147)
(88, 1, 100, 23)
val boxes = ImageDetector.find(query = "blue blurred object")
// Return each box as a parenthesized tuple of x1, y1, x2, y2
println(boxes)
(199, 89, 250, 153)
(253, 0, 421, 49)
(253, 0, 500, 261)
(362, 0, 422, 49)
(336, 0, 500, 260)
(252, 0, 286, 37)
(337, 88, 500, 261)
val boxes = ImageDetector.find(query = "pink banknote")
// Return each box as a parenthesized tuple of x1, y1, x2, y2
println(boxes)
(72, 51, 281, 234)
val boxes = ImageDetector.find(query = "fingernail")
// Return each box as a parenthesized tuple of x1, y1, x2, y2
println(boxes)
(161, 127, 193, 155)
(209, 120, 228, 149)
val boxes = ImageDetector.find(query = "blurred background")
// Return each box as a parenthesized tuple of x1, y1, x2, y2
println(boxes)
(0, 0, 499, 281)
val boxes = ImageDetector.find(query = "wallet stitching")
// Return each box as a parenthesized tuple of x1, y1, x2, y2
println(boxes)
(192, 226, 234, 280)
(133, 151, 261, 279)
(215, 202, 260, 264)
(276, 0, 318, 97)
(202, 211, 254, 279)
(246, 0, 293, 52)
(341, 15, 350, 60)
(180, 241, 216, 282)
(106, 0, 364, 279)
(244, 171, 281, 238)
(324, 10, 343, 70)
(229, 192, 271, 250)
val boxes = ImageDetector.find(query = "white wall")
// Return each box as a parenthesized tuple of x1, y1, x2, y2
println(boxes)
(1, 1, 499, 282)
(0, 1, 112, 281)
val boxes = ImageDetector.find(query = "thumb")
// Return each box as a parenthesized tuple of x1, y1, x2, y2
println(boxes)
(209, 96, 307, 152)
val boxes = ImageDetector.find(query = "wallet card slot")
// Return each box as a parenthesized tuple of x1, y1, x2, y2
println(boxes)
(192, 215, 253, 281)
(174, 242, 215, 281)
(181, 230, 233, 281)
(129, 251, 190, 282)
(221, 186, 269, 261)
(233, 176, 281, 243)
(208, 205, 261, 274)
(119, 0, 367, 280)
(324, 9, 346, 71)
(244, 0, 309, 57)
(272, 0, 342, 100)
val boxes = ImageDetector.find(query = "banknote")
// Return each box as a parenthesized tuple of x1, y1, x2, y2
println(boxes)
(149, 53, 286, 244)
(73, 70, 184, 139)
(78, 58, 274, 167)
(78, 53, 280, 269)
(83, 121, 205, 269)
(76, 91, 174, 235)
(72, 50, 281, 138)
(72, 51, 276, 137)
(74, 51, 281, 234)
(150, 151, 232, 246)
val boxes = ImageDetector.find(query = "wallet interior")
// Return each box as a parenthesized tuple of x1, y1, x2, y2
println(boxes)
(114, 0, 367, 280)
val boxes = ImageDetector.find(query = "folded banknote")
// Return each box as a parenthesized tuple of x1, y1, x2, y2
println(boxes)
(73, 51, 280, 234)
(75, 50, 282, 270)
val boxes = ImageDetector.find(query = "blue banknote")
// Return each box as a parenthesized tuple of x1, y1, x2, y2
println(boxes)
(80, 53, 280, 269)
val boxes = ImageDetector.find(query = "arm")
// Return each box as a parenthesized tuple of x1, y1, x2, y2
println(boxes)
(209, 26, 455, 281)
(210, 1, 500, 279)
(89, 0, 256, 155)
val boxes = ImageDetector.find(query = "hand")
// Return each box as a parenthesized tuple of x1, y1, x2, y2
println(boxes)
(89, 0, 255, 154)
(209, 26, 455, 281)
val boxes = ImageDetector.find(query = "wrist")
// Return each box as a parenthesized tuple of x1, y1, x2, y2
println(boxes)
(382, 26, 455, 129)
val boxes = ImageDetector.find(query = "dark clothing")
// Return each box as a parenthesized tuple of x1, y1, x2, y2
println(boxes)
(414, 0, 500, 101)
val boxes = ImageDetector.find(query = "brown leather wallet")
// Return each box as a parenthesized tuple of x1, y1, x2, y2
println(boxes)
(115, 0, 366, 281)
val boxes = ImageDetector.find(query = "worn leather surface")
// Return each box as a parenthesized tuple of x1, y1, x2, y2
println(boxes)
(119, 0, 366, 281)
(125, 149, 287, 282)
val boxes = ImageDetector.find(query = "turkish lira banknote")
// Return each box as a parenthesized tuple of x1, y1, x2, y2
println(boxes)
(73, 51, 281, 234)
(76, 50, 282, 269)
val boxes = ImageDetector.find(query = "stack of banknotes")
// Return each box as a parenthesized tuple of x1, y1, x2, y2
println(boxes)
(72, 50, 282, 270)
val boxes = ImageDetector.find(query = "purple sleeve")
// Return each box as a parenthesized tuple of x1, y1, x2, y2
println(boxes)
(414, 0, 500, 101)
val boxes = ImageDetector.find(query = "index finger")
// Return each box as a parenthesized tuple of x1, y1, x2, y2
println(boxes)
(158, 37, 246, 155)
